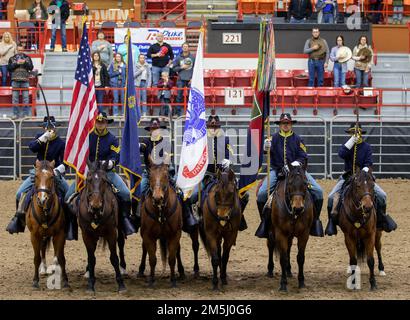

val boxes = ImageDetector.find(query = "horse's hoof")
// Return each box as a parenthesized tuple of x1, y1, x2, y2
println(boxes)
(379, 270, 386, 276)
(212, 285, 219, 291)
(286, 271, 293, 278)
(370, 283, 378, 291)
(118, 286, 127, 294)
(171, 281, 177, 288)
(279, 285, 288, 292)
(32, 281, 40, 289)
(137, 271, 145, 278)
(86, 287, 95, 294)
(298, 282, 306, 289)
(266, 271, 274, 278)
(178, 273, 186, 281)
(147, 280, 155, 288)
(83, 271, 90, 279)
(120, 267, 127, 276)
(193, 271, 200, 279)
(221, 278, 228, 286)
(63, 281, 71, 290)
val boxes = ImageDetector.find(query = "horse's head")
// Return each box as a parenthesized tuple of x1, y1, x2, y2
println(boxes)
(214, 168, 237, 219)
(352, 168, 375, 213)
(86, 160, 109, 219)
(148, 154, 171, 208)
(34, 160, 56, 208)
(286, 165, 308, 215)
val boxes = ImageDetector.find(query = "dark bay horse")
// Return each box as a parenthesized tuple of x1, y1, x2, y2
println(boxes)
(200, 169, 241, 290)
(26, 160, 69, 289)
(138, 156, 183, 287)
(78, 160, 126, 293)
(269, 165, 314, 292)
(338, 168, 378, 290)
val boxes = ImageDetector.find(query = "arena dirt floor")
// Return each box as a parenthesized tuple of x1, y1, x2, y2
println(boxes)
(0, 179, 409, 300)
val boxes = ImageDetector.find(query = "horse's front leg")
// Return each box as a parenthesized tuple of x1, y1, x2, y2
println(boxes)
(287, 237, 293, 278)
(375, 230, 385, 275)
(190, 227, 200, 277)
(365, 234, 377, 291)
(138, 242, 147, 277)
(276, 232, 289, 292)
(176, 244, 185, 280)
(107, 231, 126, 293)
(145, 238, 157, 287)
(267, 233, 275, 278)
(53, 229, 69, 289)
(39, 238, 48, 276)
(82, 231, 98, 293)
(168, 233, 181, 288)
(220, 233, 237, 286)
(117, 231, 127, 276)
(344, 234, 359, 290)
(208, 236, 220, 291)
(30, 232, 41, 289)
(297, 233, 309, 289)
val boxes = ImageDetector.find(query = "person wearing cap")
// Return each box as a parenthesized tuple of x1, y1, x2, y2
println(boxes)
(330, 35, 352, 88)
(325, 123, 397, 236)
(65, 112, 137, 236)
(6, 116, 72, 236)
(255, 113, 324, 238)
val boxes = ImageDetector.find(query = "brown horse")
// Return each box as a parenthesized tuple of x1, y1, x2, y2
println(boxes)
(338, 168, 378, 290)
(138, 156, 183, 287)
(200, 169, 241, 290)
(26, 160, 69, 289)
(78, 160, 126, 293)
(269, 165, 314, 292)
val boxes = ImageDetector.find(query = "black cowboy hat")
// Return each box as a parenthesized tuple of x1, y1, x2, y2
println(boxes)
(274, 113, 297, 125)
(144, 117, 167, 131)
(96, 112, 114, 124)
(207, 115, 222, 128)
(40, 116, 61, 127)
(345, 123, 367, 134)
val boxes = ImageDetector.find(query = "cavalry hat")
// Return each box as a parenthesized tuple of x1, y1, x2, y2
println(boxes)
(96, 112, 114, 124)
(144, 117, 167, 131)
(345, 123, 367, 134)
(274, 113, 297, 124)
(207, 115, 222, 128)
(40, 116, 60, 127)
(336, 46, 352, 63)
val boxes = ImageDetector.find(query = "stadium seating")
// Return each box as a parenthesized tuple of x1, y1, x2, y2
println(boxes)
(276, 70, 293, 87)
(204, 69, 213, 87)
(257, 0, 276, 14)
(233, 69, 255, 87)
(292, 70, 310, 87)
(213, 69, 234, 87)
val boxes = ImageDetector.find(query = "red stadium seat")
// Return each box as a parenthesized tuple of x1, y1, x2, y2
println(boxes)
(323, 71, 333, 87)
(213, 88, 226, 105)
(273, 87, 297, 113)
(317, 87, 337, 115)
(336, 88, 356, 111)
(166, 0, 185, 13)
(296, 88, 317, 112)
(204, 69, 213, 87)
(204, 87, 214, 105)
(357, 88, 379, 111)
(244, 88, 254, 106)
(233, 69, 255, 87)
(239, 0, 257, 14)
(257, 0, 276, 14)
(345, 71, 356, 86)
(144, 0, 165, 17)
(292, 70, 310, 87)
(213, 69, 234, 87)
(276, 70, 293, 87)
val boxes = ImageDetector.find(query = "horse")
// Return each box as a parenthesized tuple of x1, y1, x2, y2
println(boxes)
(268, 165, 314, 292)
(338, 168, 378, 290)
(26, 160, 69, 289)
(77, 160, 126, 293)
(200, 168, 241, 291)
(138, 155, 183, 287)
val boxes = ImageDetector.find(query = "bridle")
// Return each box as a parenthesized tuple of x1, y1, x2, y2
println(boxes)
(279, 168, 308, 218)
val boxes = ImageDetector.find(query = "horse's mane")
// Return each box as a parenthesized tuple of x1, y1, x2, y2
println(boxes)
(37, 160, 53, 171)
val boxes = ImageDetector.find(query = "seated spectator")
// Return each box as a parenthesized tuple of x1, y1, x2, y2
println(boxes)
(287, 0, 312, 23)
(7, 49, 34, 119)
(28, 0, 48, 21)
(303, 28, 329, 87)
(49, 0, 70, 52)
(316, 0, 338, 24)
(91, 31, 113, 68)
(108, 53, 126, 117)
(117, 34, 139, 67)
(157, 71, 173, 118)
(393, 0, 404, 24)
(352, 36, 373, 88)
(330, 35, 351, 88)
(92, 52, 110, 112)
(0, 32, 17, 86)
(147, 32, 174, 86)
(134, 53, 152, 118)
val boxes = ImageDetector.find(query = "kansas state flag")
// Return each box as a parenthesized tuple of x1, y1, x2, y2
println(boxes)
(119, 29, 142, 200)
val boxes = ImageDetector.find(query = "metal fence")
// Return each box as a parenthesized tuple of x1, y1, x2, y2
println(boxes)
(0, 118, 17, 179)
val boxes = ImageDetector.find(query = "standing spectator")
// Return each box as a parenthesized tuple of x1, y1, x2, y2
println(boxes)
(352, 36, 373, 88)
(28, 0, 48, 21)
(0, 0, 7, 20)
(286, 0, 312, 23)
(330, 35, 351, 87)
(157, 71, 174, 118)
(92, 52, 110, 112)
(49, 0, 70, 52)
(0, 32, 17, 86)
(303, 28, 329, 87)
(393, 0, 404, 24)
(316, 0, 338, 24)
(172, 42, 195, 117)
(147, 32, 174, 86)
(91, 31, 113, 68)
(108, 53, 126, 117)
(369, 0, 383, 24)
(134, 53, 152, 118)
(117, 34, 139, 67)
(8, 50, 34, 119)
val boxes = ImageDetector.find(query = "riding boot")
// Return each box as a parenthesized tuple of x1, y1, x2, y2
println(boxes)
(239, 193, 249, 231)
(325, 193, 340, 236)
(255, 201, 271, 239)
(119, 201, 137, 236)
(377, 202, 397, 233)
(310, 199, 324, 237)
(63, 202, 78, 241)
(129, 199, 141, 233)
(6, 195, 27, 234)
(182, 200, 198, 234)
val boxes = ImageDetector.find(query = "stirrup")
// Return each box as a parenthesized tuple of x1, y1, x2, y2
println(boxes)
(66, 192, 79, 205)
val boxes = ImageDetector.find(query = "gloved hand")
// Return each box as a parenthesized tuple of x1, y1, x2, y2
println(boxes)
(291, 161, 301, 167)
(264, 138, 272, 151)
(53, 164, 65, 176)
(283, 165, 289, 173)
(101, 160, 114, 170)
(362, 167, 369, 172)
(344, 135, 359, 150)
(221, 159, 231, 171)
(38, 131, 53, 143)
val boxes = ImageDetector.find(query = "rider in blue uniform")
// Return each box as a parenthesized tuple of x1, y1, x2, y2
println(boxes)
(325, 123, 397, 235)
(65, 112, 136, 236)
(255, 113, 324, 238)
(6, 116, 74, 238)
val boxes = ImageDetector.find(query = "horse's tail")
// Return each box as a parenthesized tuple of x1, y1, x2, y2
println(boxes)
(198, 223, 210, 257)
(356, 238, 366, 262)
(42, 237, 52, 252)
(159, 237, 167, 273)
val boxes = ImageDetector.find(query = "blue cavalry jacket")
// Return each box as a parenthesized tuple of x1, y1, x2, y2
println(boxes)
(89, 129, 120, 164)
(207, 133, 233, 174)
(29, 133, 66, 167)
(339, 140, 373, 172)
(140, 136, 172, 168)
(269, 131, 308, 171)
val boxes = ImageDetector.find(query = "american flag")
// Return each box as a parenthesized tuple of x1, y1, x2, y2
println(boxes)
(64, 23, 97, 189)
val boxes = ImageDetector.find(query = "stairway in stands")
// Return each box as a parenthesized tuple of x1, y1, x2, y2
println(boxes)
(37, 52, 77, 118)
(186, 0, 238, 20)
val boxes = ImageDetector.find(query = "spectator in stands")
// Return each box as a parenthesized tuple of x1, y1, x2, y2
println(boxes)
(157, 71, 174, 118)
(135, 53, 152, 118)
(92, 51, 110, 112)
(108, 53, 126, 117)
(286, 0, 312, 23)
(49, 0, 70, 52)
(147, 32, 174, 86)
(330, 35, 351, 87)
(303, 28, 329, 87)
(352, 35, 373, 88)
(393, 0, 404, 24)
(28, 0, 48, 21)
(0, 32, 17, 86)
(369, 0, 383, 24)
(316, 0, 338, 24)
(117, 34, 139, 67)
(7, 50, 34, 119)
(172, 42, 195, 118)
(91, 31, 113, 68)
(0, 0, 7, 20)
